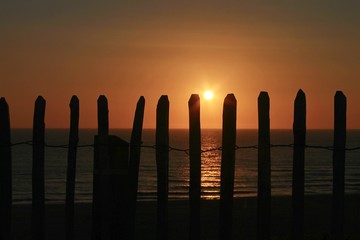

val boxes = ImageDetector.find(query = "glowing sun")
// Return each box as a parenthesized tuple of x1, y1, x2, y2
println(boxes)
(204, 90, 214, 100)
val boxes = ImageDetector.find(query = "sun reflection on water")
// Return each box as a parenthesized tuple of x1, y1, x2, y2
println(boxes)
(201, 132, 222, 199)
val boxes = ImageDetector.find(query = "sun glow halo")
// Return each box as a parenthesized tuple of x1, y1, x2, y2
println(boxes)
(204, 90, 214, 100)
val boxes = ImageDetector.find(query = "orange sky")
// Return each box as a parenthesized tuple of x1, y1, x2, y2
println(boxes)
(1, 1, 360, 129)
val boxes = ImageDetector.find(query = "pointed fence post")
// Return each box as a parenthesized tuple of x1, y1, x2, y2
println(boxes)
(32, 96, 46, 240)
(292, 90, 306, 240)
(188, 94, 201, 240)
(128, 96, 145, 239)
(66, 96, 79, 240)
(156, 95, 169, 240)
(219, 94, 237, 240)
(0, 97, 12, 240)
(332, 91, 346, 240)
(257, 92, 271, 240)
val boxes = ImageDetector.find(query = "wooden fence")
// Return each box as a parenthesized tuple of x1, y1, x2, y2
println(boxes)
(0, 89, 350, 240)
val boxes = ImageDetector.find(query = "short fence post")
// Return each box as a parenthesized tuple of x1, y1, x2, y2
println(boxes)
(93, 135, 130, 239)
(156, 95, 169, 240)
(65, 96, 79, 240)
(32, 96, 46, 240)
(128, 96, 145, 239)
(188, 94, 201, 240)
(292, 90, 306, 240)
(0, 97, 12, 240)
(332, 91, 346, 240)
(219, 94, 236, 240)
(257, 92, 271, 240)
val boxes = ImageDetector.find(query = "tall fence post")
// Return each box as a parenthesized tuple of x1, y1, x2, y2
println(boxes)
(156, 95, 169, 240)
(332, 91, 346, 240)
(292, 89, 306, 240)
(257, 92, 271, 240)
(65, 96, 79, 240)
(188, 94, 201, 240)
(92, 95, 110, 240)
(0, 97, 12, 240)
(128, 96, 145, 239)
(32, 96, 46, 240)
(219, 94, 236, 240)
(93, 96, 130, 239)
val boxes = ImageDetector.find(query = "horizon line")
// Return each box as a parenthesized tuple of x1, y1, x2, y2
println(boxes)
(9, 127, 360, 131)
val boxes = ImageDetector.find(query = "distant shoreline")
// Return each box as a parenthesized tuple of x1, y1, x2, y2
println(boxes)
(11, 195, 360, 240)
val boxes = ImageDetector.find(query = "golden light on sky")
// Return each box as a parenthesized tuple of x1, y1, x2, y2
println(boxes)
(1, 1, 360, 129)
(204, 90, 214, 101)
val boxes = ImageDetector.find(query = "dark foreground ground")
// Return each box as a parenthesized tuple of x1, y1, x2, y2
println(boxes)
(12, 195, 360, 239)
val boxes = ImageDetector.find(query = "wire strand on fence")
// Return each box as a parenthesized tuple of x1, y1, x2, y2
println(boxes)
(7, 141, 95, 148)
(6, 141, 360, 153)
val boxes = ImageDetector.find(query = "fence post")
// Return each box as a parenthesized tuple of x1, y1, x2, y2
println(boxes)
(0, 97, 12, 240)
(292, 89, 306, 240)
(257, 92, 271, 240)
(93, 96, 130, 239)
(188, 94, 201, 240)
(92, 95, 110, 240)
(332, 91, 346, 240)
(156, 95, 169, 240)
(32, 96, 46, 240)
(65, 96, 79, 240)
(128, 96, 145, 239)
(219, 94, 236, 240)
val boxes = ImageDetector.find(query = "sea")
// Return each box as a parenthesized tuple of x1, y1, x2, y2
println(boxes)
(9, 129, 360, 203)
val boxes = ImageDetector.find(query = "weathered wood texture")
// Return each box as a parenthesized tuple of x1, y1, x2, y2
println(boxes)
(0, 97, 12, 240)
(156, 95, 169, 240)
(128, 96, 145, 239)
(65, 96, 79, 240)
(188, 94, 201, 240)
(219, 94, 237, 240)
(257, 92, 271, 240)
(32, 96, 46, 240)
(332, 91, 346, 240)
(292, 90, 306, 240)
(93, 95, 130, 239)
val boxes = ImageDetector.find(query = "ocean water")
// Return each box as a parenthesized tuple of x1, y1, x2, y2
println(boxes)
(10, 129, 360, 203)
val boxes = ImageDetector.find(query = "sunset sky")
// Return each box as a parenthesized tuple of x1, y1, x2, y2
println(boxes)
(1, 1, 359, 129)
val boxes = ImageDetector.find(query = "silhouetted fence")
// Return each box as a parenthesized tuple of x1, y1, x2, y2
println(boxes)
(0, 90, 354, 240)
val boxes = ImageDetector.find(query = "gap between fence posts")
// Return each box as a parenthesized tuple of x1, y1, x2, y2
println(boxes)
(65, 96, 79, 240)
(219, 94, 236, 240)
(32, 96, 46, 240)
(257, 92, 271, 240)
(332, 91, 346, 240)
(0, 97, 12, 240)
(128, 96, 145, 239)
(188, 94, 201, 240)
(156, 95, 169, 240)
(292, 89, 306, 240)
